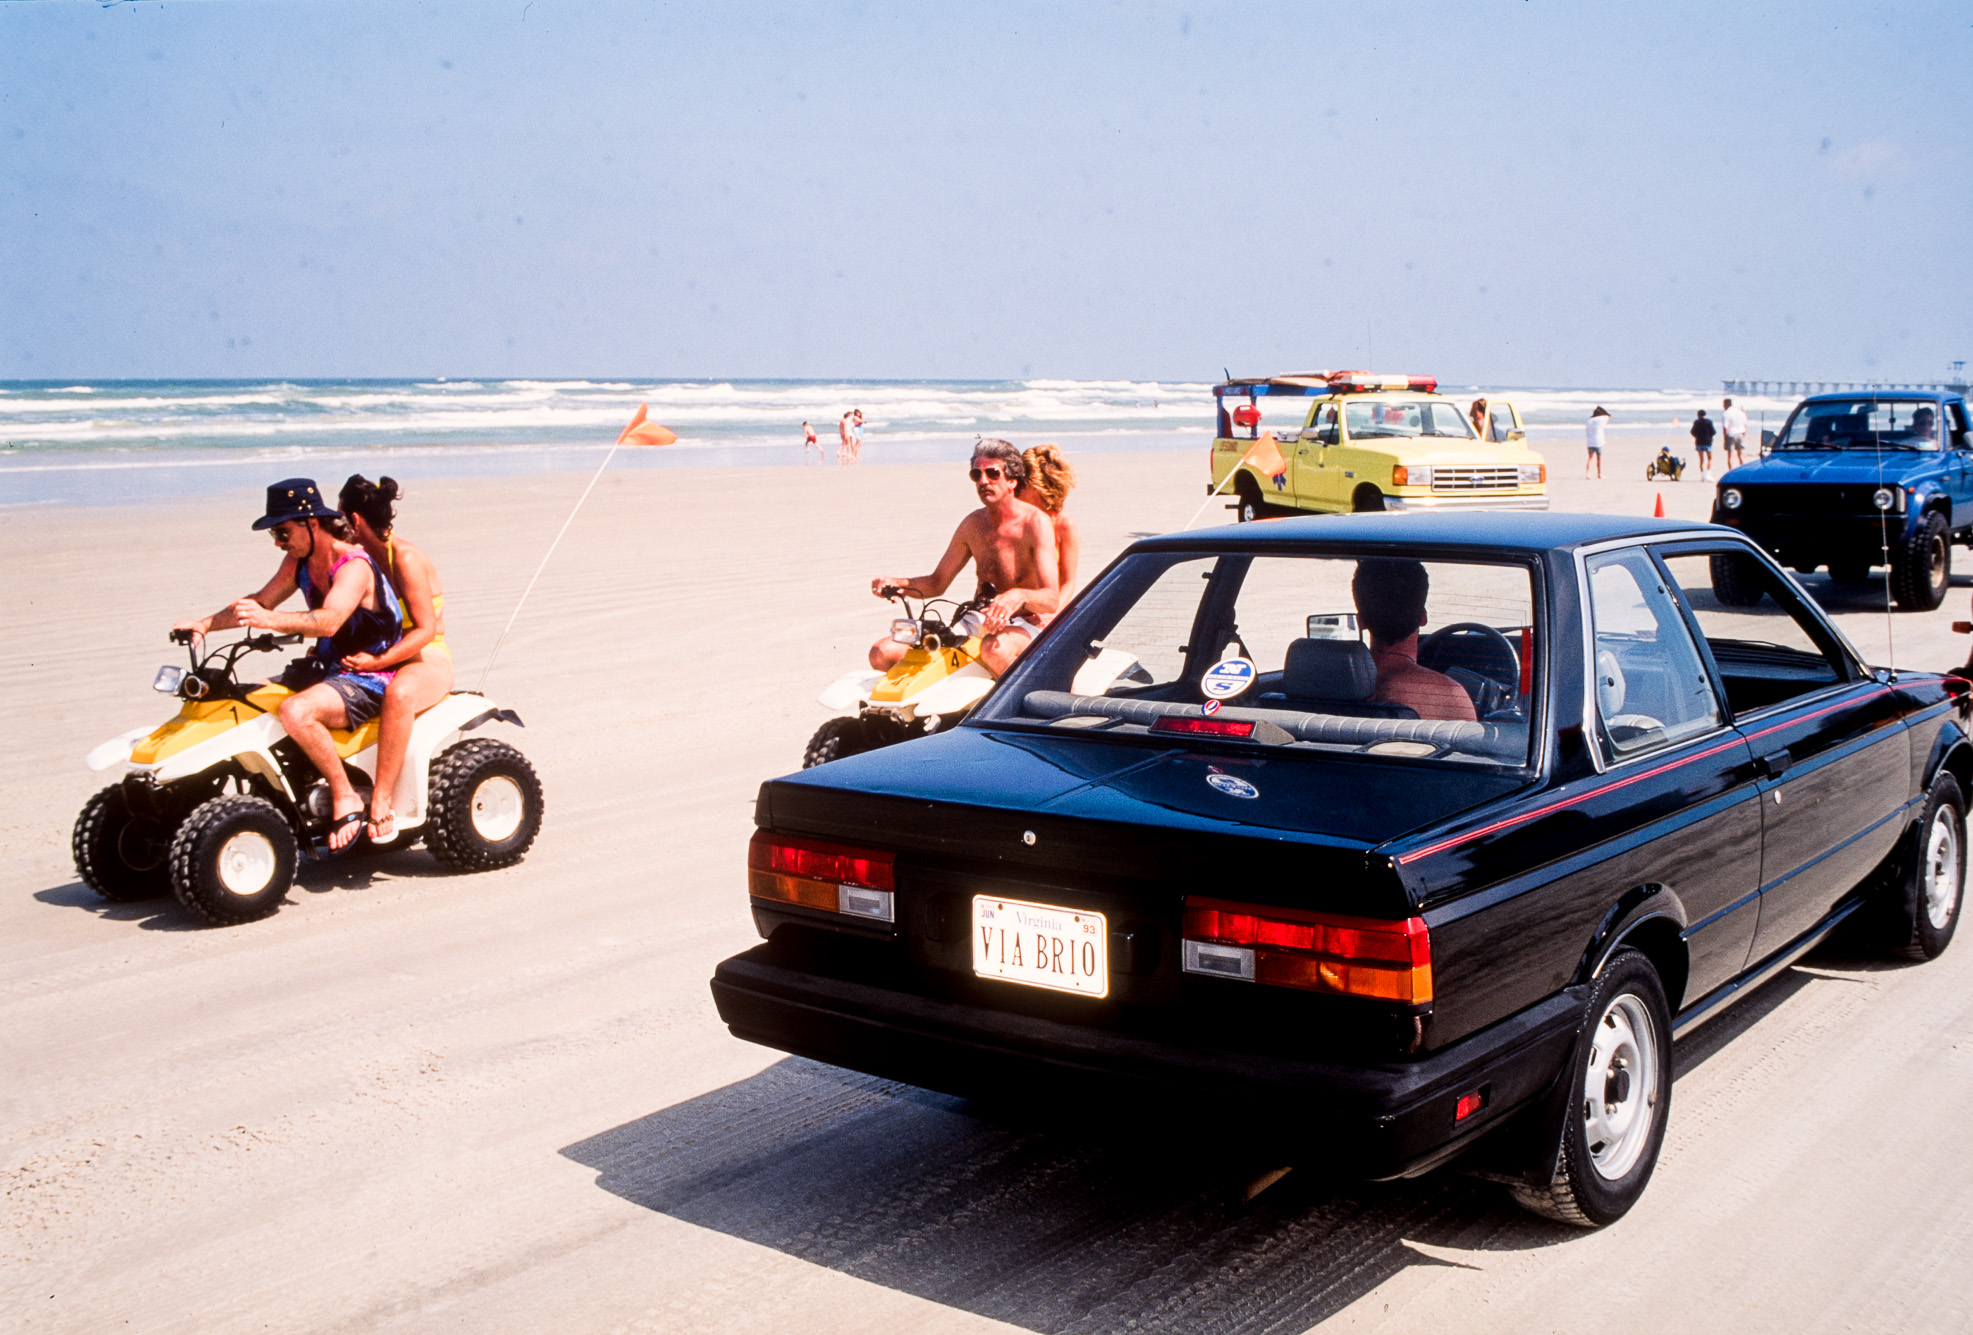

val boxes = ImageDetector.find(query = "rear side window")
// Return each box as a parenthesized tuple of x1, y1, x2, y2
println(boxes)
(1585, 549, 1722, 762)
(1657, 551, 1846, 715)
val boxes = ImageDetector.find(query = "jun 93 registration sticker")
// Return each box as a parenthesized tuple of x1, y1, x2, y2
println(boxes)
(973, 895, 1109, 998)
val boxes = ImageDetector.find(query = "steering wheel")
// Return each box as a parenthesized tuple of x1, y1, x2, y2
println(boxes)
(1419, 622, 1520, 685)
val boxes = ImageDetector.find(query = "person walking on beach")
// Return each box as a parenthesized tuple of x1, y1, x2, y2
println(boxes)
(802, 420, 819, 464)
(1018, 444, 1080, 612)
(1721, 398, 1748, 469)
(837, 411, 855, 465)
(1469, 398, 1489, 437)
(1585, 406, 1609, 479)
(336, 475, 452, 844)
(1691, 409, 1717, 481)
(866, 439, 1058, 679)
(171, 479, 403, 852)
(850, 408, 865, 463)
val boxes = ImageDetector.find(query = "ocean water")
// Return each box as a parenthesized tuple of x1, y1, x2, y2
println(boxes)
(0, 377, 1799, 507)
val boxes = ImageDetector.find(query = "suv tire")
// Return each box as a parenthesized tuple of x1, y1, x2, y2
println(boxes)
(1709, 551, 1765, 607)
(1892, 511, 1951, 611)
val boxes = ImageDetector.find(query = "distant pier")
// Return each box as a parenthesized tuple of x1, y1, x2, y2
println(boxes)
(1725, 366, 1968, 396)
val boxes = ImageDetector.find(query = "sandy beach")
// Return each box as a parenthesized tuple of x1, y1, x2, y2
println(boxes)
(6, 432, 1973, 1334)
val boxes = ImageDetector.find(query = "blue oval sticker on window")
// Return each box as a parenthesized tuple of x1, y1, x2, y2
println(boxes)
(1201, 656, 1257, 700)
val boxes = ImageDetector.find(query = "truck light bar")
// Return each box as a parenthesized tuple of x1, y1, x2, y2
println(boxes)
(1181, 896, 1432, 1003)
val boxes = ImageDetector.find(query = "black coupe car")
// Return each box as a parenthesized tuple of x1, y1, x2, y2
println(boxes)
(712, 513, 1966, 1226)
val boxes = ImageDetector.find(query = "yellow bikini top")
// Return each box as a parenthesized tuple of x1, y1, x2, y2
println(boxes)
(387, 538, 444, 631)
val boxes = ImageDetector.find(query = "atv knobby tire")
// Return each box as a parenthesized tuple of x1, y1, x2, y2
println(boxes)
(1892, 511, 1951, 611)
(73, 783, 173, 902)
(804, 717, 869, 768)
(168, 794, 298, 926)
(425, 739, 544, 871)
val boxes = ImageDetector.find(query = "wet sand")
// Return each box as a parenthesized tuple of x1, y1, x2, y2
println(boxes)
(5, 434, 1972, 1333)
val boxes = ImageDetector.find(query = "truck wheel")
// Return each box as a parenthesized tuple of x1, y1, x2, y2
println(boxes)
(803, 717, 868, 768)
(168, 795, 298, 926)
(72, 784, 173, 902)
(1510, 949, 1673, 1227)
(1880, 772, 1963, 962)
(1234, 476, 1265, 523)
(425, 739, 544, 872)
(1709, 551, 1765, 607)
(1892, 512, 1951, 611)
(1352, 485, 1386, 513)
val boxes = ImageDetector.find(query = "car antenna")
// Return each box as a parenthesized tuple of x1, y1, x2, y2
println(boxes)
(1873, 394, 1898, 681)
(476, 404, 677, 692)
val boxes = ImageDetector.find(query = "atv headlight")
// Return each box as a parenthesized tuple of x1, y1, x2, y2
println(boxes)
(1720, 487, 1743, 510)
(153, 665, 185, 694)
(890, 619, 922, 646)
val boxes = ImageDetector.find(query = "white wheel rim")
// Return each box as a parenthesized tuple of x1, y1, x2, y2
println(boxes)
(1924, 809, 1961, 931)
(1581, 992, 1660, 1181)
(216, 830, 277, 897)
(470, 775, 525, 842)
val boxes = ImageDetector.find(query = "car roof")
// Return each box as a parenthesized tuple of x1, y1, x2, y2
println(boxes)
(1798, 390, 1960, 406)
(1132, 511, 1729, 556)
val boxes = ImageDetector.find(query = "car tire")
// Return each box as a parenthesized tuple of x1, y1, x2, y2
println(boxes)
(804, 716, 869, 768)
(73, 783, 174, 902)
(1892, 512, 1951, 611)
(1709, 551, 1766, 607)
(1881, 772, 1964, 962)
(425, 739, 545, 872)
(1510, 949, 1674, 1228)
(168, 794, 298, 926)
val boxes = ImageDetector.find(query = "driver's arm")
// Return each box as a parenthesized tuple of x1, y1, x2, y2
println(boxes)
(235, 559, 366, 637)
(872, 524, 974, 599)
(175, 560, 300, 640)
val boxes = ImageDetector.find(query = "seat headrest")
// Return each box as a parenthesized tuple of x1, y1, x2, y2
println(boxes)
(1282, 638, 1378, 701)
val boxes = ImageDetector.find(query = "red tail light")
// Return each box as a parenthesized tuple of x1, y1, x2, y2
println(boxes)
(1182, 896, 1432, 1003)
(1150, 716, 1255, 738)
(748, 831, 896, 919)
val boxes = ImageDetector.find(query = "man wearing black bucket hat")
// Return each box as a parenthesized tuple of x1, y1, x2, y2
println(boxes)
(171, 479, 405, 852)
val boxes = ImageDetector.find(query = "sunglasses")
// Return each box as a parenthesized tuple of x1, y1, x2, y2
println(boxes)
(969, 466, 1006, 482)
(270, 524, 297, 543)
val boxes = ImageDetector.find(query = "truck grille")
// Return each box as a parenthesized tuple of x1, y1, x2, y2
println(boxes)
(1737, 484, 1886, 517)
(1431, 467, 1520, 492)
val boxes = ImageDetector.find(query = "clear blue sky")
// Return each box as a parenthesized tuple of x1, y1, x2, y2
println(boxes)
(3, 0, 1969, 385)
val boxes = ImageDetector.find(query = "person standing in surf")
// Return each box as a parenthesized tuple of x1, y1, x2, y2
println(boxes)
(802, 420, 820, 464)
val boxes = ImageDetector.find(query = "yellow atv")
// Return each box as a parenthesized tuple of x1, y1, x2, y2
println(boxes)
(805, 588, 1145, 767)
(73, 629, 542, 925)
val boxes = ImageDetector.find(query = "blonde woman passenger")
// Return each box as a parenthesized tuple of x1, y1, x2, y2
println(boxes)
(336, 475, 453, 842)
(1018, 444, 1080, 616)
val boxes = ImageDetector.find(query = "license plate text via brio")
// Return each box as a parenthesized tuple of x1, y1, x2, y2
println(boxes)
(973, 896, 1108, 998)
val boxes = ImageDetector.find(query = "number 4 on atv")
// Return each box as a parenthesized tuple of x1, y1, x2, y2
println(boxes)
(73, 628, 544, 926)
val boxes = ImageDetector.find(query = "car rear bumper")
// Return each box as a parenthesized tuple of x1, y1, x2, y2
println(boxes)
(710, 945, 1585, 1179)
(1384, 493, 1550, 512)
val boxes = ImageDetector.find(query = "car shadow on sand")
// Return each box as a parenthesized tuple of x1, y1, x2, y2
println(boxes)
(561, 964, 1826, 1335)
(33, 845, 458, 929)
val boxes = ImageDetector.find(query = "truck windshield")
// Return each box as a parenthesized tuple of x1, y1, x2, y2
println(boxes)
(972, 549, 1537, 768)
(1344, 399, 1475, 441)
(1775, 399, 1942, 451)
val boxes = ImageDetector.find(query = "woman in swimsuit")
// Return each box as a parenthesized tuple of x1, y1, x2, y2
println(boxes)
(336, 475, 452, 842)
(1018, 444, 1080, 615)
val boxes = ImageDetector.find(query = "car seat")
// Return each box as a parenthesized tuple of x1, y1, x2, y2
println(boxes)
(1259, 638, 1418, 719)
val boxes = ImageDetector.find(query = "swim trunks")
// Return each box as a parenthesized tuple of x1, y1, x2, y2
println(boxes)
(321, 674, 386, 727)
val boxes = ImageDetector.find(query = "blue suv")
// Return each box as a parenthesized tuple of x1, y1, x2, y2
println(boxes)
(1710, 391, 1973, 610)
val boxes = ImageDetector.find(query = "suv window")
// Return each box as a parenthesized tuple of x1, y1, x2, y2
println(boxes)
(1585, 549, 1722, 762)
(1658, 551, 1846, 715)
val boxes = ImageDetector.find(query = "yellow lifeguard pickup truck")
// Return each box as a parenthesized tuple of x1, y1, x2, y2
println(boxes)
(1209, 372, 1548, 521)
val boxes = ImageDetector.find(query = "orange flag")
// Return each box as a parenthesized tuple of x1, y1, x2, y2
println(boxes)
(1239, 431, 1286, 479)
(616, 402, 678, 447)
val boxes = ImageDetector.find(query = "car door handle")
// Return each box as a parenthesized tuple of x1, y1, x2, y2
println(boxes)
(1755, 748, 1793, 778)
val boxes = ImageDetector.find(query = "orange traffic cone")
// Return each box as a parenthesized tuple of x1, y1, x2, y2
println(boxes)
(1653, 493, 1666, 518)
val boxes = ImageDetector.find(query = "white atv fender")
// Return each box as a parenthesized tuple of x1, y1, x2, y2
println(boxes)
(818, 669, 883, 716)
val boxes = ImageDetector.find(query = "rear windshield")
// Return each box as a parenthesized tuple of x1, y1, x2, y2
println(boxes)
(973, 549, 1538, 768)
(1775, 399, 1942, 451)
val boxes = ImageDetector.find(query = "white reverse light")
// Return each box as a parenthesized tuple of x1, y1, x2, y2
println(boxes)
(838, 884, 895, 922)
(1182, 939, 1255, 981)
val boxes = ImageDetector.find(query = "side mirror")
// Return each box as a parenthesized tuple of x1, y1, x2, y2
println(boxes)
(1760, 429, 1777, 449)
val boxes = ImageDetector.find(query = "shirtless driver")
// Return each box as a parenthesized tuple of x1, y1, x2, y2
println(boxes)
(869, 439, 1059, 678)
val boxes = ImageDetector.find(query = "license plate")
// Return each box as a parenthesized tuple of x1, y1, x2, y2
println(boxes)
(972, 895, 1108, 998)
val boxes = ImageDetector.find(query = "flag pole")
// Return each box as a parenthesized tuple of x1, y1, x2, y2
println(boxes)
(475, 405, 672, 691)
(1184, 434, 1284, 530)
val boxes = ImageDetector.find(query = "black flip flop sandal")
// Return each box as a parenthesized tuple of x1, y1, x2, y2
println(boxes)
(327, 810, 367, 853)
